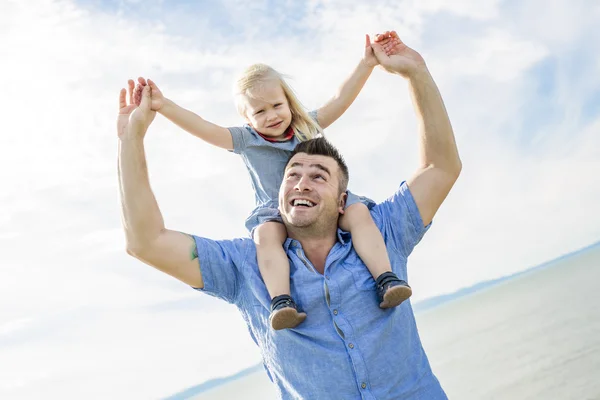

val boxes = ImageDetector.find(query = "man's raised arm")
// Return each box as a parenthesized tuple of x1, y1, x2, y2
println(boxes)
(373, 31, 462, 226)
(117, 81, 204, 288)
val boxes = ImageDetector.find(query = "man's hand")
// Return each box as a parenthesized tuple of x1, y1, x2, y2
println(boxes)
(372, 31, 427, 78)
(135, 77, 165, 112)
(117, 80, 156, 140)
(117, 80, 137, 138)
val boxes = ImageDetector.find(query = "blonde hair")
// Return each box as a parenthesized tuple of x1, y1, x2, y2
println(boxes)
(234, 63, 322, 141)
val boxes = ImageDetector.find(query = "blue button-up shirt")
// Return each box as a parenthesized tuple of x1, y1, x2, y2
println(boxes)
(193, 182, 447, 399)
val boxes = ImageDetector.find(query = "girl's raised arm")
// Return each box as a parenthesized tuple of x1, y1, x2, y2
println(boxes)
(138, 77, 233, 150)
(316, 34, 378, 130)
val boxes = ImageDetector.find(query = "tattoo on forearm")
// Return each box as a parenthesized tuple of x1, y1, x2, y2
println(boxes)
(182, 233, 199, 261)
(191, 244, 198, 261)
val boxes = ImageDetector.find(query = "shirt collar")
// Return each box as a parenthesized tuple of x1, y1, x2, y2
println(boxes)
(336, 229, 351, 244)
(255, 126, 294, 142)
(284, 228, 351, 252)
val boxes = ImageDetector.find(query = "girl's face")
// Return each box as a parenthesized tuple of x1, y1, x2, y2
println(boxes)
(243, 81, 292, 139)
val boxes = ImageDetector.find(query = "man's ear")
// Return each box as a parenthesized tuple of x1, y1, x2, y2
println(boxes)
(338, 191, 348, 215)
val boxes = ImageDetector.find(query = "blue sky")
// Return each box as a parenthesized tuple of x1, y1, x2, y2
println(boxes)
(1, 0, 599, 398)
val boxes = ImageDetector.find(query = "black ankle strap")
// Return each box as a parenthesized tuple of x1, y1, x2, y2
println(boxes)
(270, 294, 295, 312)
(375, 272, 401, 287)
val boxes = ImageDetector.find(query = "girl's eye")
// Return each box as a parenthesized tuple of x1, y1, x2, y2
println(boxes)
(274, 103, 282, 108)
(254, 110, 264, 115)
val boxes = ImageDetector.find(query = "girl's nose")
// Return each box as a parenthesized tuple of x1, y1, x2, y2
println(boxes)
(266, 110, 276, 121)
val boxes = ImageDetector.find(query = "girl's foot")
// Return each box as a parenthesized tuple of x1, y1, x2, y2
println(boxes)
(376, 272, 412, 308)
(269, 295, 307, 330)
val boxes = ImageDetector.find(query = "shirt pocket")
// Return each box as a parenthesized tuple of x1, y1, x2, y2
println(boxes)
(340, 253, 376, 292)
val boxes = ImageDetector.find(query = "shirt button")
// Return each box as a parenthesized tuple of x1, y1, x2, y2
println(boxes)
(361, 383, 367, 389)
(348, 343, 354, 349)
(333, 309, 338, 315)
(326, 275, 330, 280)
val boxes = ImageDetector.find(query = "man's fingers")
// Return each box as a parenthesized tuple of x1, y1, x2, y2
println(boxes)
(374, 30, 401, 45)
(389, 42, 403, 54)
(383, 38, 398, 51)
(374, 31, 391, 42)
(387, 31, 403, 47)
(127, 79, 135, 105)
(133, 84, 144, 106)
(119, 88, 127, 110)
(138, 76, 148, 86)
(377, 37, 392, 46)
(371, 41, 388, 58)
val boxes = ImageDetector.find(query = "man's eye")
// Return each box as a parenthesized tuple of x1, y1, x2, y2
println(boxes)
(314, 174, 324, 180)
(287, 173, 299, 179)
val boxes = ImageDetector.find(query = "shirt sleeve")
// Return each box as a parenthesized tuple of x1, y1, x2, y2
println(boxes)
(308, 110, 319, 125)
(308, 110, 325, 138)
(227, 126, 248, 154)
(192, 235, 250, 304)
(371, 181, 431, 259)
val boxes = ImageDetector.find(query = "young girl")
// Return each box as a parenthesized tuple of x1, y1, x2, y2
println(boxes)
(136, 33, 412, 330)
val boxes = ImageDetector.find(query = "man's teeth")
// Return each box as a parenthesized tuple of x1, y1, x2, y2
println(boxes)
(293, 199, 315, 207)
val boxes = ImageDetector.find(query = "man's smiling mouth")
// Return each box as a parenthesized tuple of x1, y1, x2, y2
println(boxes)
(290, 199, 315, 207)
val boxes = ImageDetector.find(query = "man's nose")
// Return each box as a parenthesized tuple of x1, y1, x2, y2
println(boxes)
(294, 175, 311, 191)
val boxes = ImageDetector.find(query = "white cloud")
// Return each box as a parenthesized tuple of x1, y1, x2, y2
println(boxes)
(415, 0, 501, 20)
(445, 28, 548, 81)
(1, 0, 599, 397)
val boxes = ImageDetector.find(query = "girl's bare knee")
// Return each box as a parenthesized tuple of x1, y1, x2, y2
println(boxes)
(340, 203, 373, 231)
(254, 221, 287, 246)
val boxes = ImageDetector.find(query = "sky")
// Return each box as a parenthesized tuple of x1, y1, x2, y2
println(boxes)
(1, 0, 599, 398)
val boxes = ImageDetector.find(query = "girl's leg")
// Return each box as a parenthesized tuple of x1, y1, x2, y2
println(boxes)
(339, 203, 412, 308)
(254, 221, 290, 298)
(254, 221, 306, 330)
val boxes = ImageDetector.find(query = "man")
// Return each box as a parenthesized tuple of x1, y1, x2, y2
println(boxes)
(118, 31, 461, 399)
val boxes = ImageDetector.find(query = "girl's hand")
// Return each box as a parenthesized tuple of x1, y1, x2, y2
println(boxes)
(372, 31, 427, 78)
(134, 77, 165, 112)
(362, 34, 379, 68)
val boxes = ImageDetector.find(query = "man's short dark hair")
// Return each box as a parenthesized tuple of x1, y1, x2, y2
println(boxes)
(286, 137, 349, 193)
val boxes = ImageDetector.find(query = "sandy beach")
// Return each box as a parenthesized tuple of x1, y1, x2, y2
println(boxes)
(187, 243, 600, 399)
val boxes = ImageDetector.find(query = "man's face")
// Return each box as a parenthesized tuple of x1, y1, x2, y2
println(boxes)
(279, 153, 346, 230)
